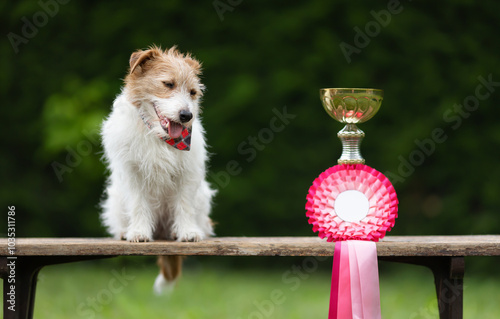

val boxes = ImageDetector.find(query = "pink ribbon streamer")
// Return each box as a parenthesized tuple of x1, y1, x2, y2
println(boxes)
(329, 241, 381, 319)
(348, 242, 363, 318)
(339, 242, 352, 319)
(329, 242, 341, 318)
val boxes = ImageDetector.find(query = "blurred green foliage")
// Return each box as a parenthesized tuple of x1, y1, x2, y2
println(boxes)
(1, 0, 499, 240)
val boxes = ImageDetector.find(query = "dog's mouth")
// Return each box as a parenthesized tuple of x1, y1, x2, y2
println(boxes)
(153, 104, 184, 139)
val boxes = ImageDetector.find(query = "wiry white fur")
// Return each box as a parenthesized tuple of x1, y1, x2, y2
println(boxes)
(153, 273, 175, 295)
(100, 89, 215, 244)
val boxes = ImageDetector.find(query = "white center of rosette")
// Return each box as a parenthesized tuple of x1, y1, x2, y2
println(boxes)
(334, 190, 369, 223)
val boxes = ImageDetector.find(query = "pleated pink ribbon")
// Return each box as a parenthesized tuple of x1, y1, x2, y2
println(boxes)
(306, 164, 398, 242)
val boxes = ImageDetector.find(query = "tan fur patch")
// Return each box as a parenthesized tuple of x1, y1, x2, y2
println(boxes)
(157, 255, 185, 282)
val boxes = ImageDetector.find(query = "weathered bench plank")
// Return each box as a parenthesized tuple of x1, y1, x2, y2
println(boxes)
(1, 235, 500, 257)
(2, 235, 500, 319)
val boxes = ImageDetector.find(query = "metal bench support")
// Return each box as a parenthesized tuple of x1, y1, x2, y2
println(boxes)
(1, 256, 112, 319)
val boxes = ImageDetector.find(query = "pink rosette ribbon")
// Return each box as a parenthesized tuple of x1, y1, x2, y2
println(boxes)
(305, 164, 398, 242)
(305, 164, 398, 319)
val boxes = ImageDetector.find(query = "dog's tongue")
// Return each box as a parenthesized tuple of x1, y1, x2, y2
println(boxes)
(168, 120, 183, 139)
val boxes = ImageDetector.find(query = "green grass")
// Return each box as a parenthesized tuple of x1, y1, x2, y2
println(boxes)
(28, 258, 499, 319)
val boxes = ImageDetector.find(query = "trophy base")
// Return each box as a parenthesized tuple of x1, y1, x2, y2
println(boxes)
(338, 159, 366, 165)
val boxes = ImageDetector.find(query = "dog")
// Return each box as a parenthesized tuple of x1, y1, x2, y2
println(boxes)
(100, 45, 215, 293)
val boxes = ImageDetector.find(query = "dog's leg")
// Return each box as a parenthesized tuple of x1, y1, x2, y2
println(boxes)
(121, 169, 156, 242)
(172, 206, 205, 242)
(194, 180, 216, 237)
(125, 194, 156, 242)
(171, 183, 207, 242)
(101, 181, 129, 239)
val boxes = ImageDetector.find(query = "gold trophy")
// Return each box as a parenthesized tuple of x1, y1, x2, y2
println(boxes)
(320, 88, 383, 164)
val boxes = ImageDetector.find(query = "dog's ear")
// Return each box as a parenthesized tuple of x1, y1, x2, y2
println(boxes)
(129, 48, 161, 74)
(184, 56, 202, 75)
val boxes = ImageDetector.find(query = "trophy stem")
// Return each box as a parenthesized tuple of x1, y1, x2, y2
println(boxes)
(337, 124, 365, 164)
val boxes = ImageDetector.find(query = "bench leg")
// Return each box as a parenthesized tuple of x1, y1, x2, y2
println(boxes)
(1, 257, 42, 319)
(1, 256, 113, 319)
(430, 257, 464, 319)
(383, 256, 465, 319)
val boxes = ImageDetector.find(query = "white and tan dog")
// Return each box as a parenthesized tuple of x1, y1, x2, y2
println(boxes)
(100, 45, 215, 292)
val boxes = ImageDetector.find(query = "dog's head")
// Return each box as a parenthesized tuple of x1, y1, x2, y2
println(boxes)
(125, 45, 204, 139)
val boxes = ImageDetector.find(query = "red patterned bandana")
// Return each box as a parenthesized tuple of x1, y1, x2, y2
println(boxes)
(159, 126, 191, 151)
(140, 110, 192, 151)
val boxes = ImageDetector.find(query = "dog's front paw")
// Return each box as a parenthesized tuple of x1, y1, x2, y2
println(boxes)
(126, 230, 152, 243)
(174, 227, 205, 242)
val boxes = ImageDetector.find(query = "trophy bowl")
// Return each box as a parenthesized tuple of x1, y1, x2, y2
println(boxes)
(320, 88, 383, 124)
(320, 88, 384, 164)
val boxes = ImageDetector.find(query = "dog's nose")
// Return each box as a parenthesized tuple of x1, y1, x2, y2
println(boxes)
(179, 110, 193, 123)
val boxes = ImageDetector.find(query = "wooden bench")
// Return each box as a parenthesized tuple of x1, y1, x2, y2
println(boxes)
(2, 235, 500, 319)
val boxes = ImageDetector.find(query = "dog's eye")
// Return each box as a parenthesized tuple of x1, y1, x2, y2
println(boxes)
(190, 89, 197, 97)
(163, 81, 175, 89)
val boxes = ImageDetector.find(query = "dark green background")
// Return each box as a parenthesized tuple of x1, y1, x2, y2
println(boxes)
(1, 1, 499, 241)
